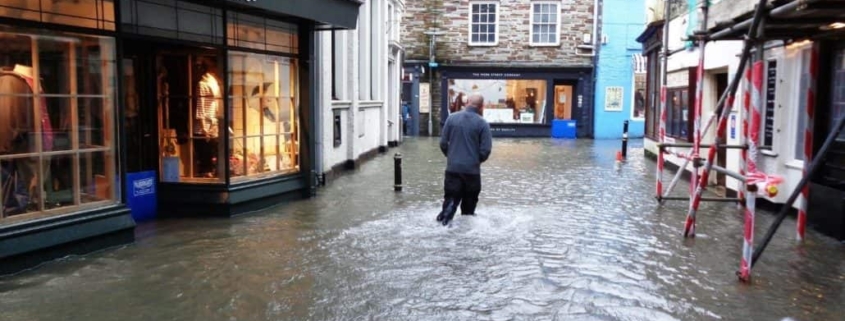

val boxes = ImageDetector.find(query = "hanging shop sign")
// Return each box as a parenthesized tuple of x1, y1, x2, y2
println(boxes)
(419, 83, 431, 113)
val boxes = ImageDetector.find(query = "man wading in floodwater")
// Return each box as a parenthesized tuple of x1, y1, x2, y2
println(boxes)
(436, 93, 493, 226)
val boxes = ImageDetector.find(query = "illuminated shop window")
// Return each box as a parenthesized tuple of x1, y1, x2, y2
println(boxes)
(0, 25, 118, 224)
(228, 52, 300, 180)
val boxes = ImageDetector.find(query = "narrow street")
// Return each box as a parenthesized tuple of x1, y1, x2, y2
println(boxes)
(1, 138, 843, 321)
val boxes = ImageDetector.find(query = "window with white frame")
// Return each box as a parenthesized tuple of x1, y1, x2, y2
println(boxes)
(530, 1, 560, 45)
(469, 2, 498, 45)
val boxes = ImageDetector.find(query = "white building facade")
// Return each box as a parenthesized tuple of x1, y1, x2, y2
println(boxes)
(639, 0, 845, 240)
(317, 0, 405, 181)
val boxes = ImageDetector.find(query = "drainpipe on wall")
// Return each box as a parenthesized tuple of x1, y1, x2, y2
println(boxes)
(314, 31, 324, 187)
(590, 0, 603, 138)
(591, 0, 602, 67)
(577, 0, 601, 57)
(593, 0, 600, 55)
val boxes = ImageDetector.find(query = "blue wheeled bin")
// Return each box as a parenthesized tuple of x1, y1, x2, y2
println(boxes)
(551, 119, 577, 139)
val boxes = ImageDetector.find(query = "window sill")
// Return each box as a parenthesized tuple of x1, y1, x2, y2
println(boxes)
(629, 118, 646, 122)
(468, 42, 498, 47)
(528, 43, 560, 48)
(760, 149, 778, 157)
(332, 101, 352, 109)
(785, 160, 804, 170)
(665, 136, 689, 143)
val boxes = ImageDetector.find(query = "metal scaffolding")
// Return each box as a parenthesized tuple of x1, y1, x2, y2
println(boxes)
(652, 0, 845, 282)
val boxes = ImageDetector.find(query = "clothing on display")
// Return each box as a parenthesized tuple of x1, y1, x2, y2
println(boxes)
(0, 65, 54, 153)
(194, 71, 221, 177)
(0, 64, 55, 216)
(194, 72, 221, 138)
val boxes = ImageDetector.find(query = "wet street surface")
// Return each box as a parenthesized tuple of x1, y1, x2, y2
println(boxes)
(2, 138, 844, 321)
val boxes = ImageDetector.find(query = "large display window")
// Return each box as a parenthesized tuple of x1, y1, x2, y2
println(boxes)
(447, 78, 548, 124)
(228, 52, 300, 180)
(0, 26, 118, 223)
(156, 54, 225, 183)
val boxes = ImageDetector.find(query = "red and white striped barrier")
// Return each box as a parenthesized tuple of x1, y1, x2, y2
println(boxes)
(683, 27, 708, 237)
(798, 44, 819, 242)
(739, 61, 765, 282)
(740, 67, 751, 206)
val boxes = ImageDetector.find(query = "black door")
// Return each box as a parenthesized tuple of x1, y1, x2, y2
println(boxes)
(123, 45, 159, 174)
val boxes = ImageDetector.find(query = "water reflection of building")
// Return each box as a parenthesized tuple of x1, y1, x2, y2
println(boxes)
(402, 0, 598, 138)
(0, 0, 362, 275)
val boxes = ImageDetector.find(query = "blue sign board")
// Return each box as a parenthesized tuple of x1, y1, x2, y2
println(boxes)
(730, 114, 737, 139)
(429, 62, 438, 68)
(126, 171, 157, 222)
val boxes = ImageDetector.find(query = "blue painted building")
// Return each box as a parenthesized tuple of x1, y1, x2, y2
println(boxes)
(594, 0, 647, 139)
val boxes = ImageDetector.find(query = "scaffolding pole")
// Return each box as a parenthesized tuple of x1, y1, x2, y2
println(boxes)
(797, 43, 819, 242)
(683, 0, 710, 237)
(655, 0, 671, 203)
(740, 47, 766, 282)
(650, 0, 839, 282)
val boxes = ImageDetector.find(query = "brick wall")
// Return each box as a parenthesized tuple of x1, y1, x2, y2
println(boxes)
(401, 0, 596, 66)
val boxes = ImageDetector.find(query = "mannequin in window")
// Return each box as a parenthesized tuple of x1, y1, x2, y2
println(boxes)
(0, 64, 54, 213)
(193, 58, 221, 178)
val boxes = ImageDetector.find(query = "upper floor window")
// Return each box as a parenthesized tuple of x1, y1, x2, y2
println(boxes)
(469, 2, 497, 46)
(530, 1, 560, 46)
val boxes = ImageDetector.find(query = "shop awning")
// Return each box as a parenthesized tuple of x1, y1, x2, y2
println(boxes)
(709, 0, 845, 41)
(636, 20, 665, 44)
(226, 0, 363, 30)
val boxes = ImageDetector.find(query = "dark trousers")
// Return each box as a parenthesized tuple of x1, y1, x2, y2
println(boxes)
(194, 138, 218, 177)
(438, 171, 481, 223)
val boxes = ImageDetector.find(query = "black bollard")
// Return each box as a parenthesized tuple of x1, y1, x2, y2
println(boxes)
(621, 120, 629, 158)
(394, 153, 402, 192)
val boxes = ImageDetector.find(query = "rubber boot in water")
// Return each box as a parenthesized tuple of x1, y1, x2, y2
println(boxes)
(437, 198, 459, 226)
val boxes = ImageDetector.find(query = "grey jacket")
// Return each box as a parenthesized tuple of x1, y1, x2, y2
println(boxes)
(439, 106, 493, 175)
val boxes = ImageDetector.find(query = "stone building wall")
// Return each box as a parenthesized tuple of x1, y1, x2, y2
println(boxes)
(401, 0, 597, 66)
(402, 0, 599, 135)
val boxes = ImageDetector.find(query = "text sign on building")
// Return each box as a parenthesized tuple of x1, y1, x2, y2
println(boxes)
(605, 86, 624, 112)
(419, 83, 431, 113)
(764, 60, 777, 147)
(133, 177, 155, 197)
(730, 113, 737, 139)
(470, 72, 522, 78)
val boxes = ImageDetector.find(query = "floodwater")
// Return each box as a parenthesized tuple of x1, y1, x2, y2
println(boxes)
(1, 138, 844, 321)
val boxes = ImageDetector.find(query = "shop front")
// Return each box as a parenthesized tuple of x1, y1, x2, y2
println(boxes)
(439, 67, 594, 138)
(0, 0, 360, 274)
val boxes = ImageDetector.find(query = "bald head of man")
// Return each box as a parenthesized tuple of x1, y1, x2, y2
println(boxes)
(466, 93, 485, 114)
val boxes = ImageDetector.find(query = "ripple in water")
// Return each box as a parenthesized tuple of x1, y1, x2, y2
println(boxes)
(0, 138, 843, 321)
